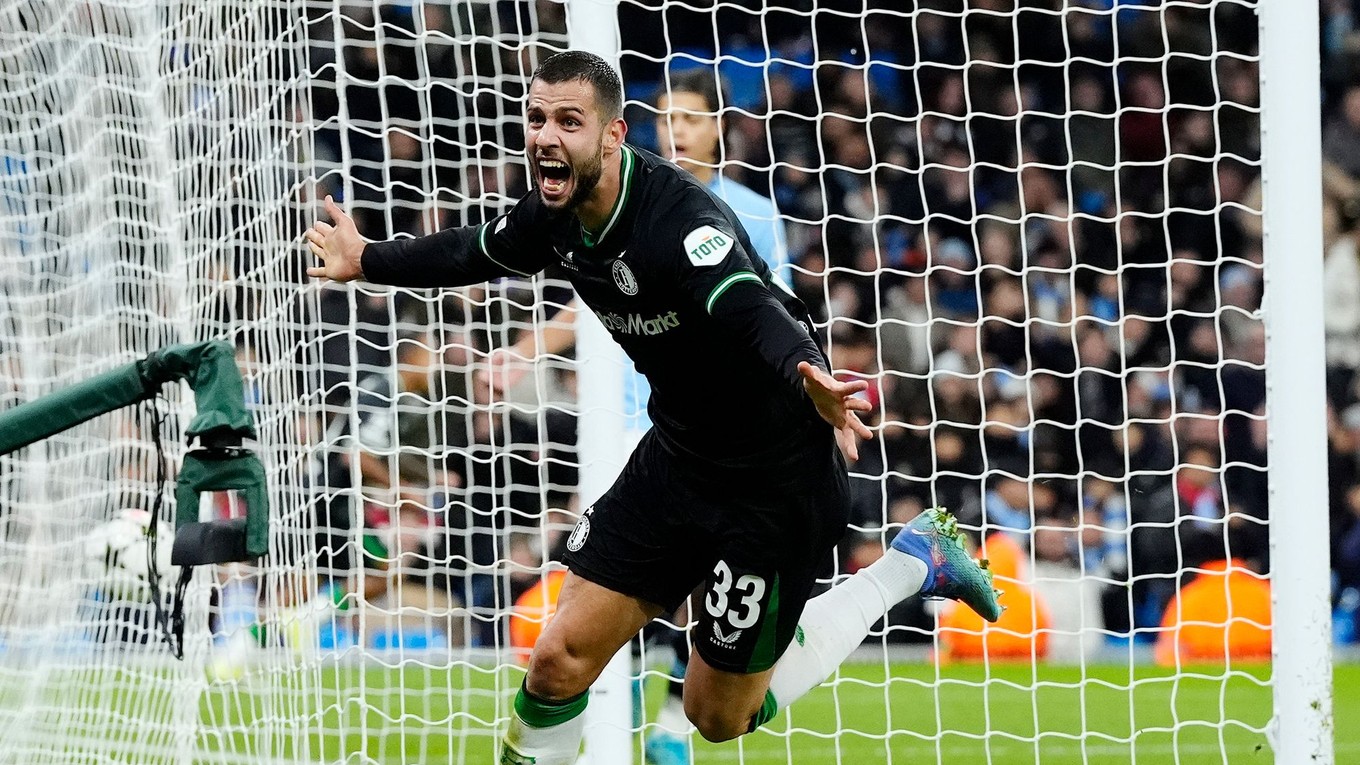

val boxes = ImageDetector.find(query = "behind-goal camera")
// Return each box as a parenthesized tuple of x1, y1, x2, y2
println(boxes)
(171, 430, 268, 567)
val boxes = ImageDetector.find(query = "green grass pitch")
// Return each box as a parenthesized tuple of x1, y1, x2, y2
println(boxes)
(182, 660, 1360, 764)
(9, 658, 1355, 763)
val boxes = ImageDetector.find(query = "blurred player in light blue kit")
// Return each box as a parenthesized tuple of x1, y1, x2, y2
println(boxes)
(483, 70, 789, 764)
(654, 70, 788, 269)
(640, 69, 791, 764)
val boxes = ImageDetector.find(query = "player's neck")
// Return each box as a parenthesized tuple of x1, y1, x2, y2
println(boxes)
(575, 149, 625, 235)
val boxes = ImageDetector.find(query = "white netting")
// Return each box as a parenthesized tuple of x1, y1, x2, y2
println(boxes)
(614, 1, 1269, 761)
(0, 1, 197, 761)
(0, 0, 1301, 763)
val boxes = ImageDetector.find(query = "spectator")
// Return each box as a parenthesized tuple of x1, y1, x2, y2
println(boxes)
(1176, 444, 1227, 567)
(1325, 208, 1360, 378)
(1030, 514, 1105, 661)
(310, 332, 468, 641)
(1337, 484, 1360, 595)
(1128, 468, 1180, 632)
(1080, 477, 1133, 636)
(1325, 85, 1360, 179)
(442, 360, 551, 647)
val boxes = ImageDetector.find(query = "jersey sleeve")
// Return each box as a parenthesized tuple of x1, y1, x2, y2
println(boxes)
(669, 211, 825, 392)
(360, 195, 554, 287)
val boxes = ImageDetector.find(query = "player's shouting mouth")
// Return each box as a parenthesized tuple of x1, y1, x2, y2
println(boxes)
(535, 156, 572, 198)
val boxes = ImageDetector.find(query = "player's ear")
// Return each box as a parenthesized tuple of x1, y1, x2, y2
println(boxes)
(603, 117, 627, 152)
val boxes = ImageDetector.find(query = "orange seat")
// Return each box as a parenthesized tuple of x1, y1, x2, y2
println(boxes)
(940, 581, 1050, 661)
(1155, 558, 1271, 666)
(509, 569, 568, 662)
(977, 531, 1028, 587)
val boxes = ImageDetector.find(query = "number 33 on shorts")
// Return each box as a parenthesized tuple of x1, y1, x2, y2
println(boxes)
(702, 560, 772, 654)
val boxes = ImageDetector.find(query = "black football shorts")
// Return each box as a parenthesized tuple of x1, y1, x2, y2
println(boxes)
(561, 427, 850, 673)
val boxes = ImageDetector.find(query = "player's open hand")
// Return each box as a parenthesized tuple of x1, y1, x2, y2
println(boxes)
(305, 195, 365, 282)
(798, 361, 874, 462)
(476, 347, 533, 397)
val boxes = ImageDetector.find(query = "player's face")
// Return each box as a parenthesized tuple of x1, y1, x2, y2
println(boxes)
(654, 91, 720, 172)
(526, 79, 611, 211)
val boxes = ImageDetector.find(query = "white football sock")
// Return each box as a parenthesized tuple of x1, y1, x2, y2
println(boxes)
(767, 548, 927, 709)
(500, 685, 588, 765)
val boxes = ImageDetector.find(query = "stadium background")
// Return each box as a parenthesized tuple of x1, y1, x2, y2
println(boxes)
(298, 0, 1277, 648)
(2, 0, 1358, 762)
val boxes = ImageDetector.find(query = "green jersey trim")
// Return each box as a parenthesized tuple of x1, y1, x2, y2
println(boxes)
(747, 690, 778, 733)
(704, 271, 762, 314)
(500, 744, 537, 765)
(747, 572, 783, 672)
(583, 145, 636, 248)
(477, 220, 535, 277)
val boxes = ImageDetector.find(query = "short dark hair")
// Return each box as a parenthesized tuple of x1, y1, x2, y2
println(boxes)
(663, 69, 727, 114)
(531, 51, 623, 120)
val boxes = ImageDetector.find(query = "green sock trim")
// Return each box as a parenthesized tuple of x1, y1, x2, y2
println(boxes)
(747, 690, 778, 733)
(514, 683, 589, 729)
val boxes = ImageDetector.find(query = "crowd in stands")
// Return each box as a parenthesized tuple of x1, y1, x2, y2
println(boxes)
(1319, 0, 1360, 645)
(244, 0, 1360, 658)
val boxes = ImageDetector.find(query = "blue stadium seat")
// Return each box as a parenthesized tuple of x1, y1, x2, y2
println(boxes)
(369, 626, 448, 651)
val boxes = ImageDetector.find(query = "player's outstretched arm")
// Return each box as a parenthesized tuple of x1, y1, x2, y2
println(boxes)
(798, 361, 873, 462)
(305, 195, 549, 288)
(305, 195, 365, 283)
(478, 298, 582, 395)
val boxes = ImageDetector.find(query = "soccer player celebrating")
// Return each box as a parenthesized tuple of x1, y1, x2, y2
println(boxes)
(306, 51, 1002, 765)
(477, 71, 791, 763)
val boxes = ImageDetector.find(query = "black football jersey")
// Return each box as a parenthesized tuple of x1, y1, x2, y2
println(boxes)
(362, 145, 830, 466)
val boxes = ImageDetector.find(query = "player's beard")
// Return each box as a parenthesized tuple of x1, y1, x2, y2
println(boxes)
(562, 148, 603, 212)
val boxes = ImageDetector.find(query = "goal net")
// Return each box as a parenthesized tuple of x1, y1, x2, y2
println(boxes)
(0, 0, 1293, 763)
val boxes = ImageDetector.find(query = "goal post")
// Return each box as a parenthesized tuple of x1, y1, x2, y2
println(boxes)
(1259, 0, 1333, 760)
(564, 2, 634, 763)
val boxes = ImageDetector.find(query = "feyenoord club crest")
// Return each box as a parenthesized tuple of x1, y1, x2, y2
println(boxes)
(567, 507, 593, 552)
(612, 259, 638, 296)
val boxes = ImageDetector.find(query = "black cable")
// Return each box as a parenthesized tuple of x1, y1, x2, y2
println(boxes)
(143, 396, 184, 659)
